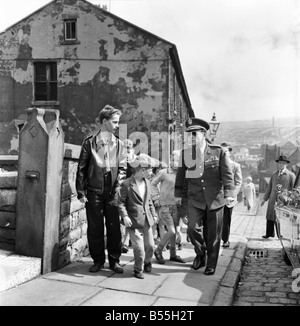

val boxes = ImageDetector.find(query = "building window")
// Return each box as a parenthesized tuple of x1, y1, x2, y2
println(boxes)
(64, 19, 77, 41)
(34, 62, 57, 101)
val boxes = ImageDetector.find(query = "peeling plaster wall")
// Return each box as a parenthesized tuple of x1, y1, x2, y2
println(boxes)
(0, 0, 190, 154)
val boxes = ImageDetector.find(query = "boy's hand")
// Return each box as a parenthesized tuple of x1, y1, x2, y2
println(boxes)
(182, 216, 189, 225)
(123, 216, 132, 228)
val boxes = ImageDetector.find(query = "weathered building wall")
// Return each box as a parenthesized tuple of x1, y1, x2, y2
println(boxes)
(0, 0, 192, 155)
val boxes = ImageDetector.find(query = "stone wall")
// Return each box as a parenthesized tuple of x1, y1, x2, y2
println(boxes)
(0, 146, 89, 269)
(59, 143, 89, 268)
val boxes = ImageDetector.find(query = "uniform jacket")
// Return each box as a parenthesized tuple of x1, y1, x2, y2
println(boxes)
(75, 129, 127, 200)
(175, 142, 235, 211)
(226, 159, 243, 208)
(118, 176, 158, 229)
(263, 168, 296, 221)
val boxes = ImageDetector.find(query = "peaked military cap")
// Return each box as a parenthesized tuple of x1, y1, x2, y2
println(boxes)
(275, 155, 290, 163)
(185, 117, 210, 132)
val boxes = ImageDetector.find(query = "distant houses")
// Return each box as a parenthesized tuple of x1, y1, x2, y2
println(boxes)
(227, 141, 300, 193)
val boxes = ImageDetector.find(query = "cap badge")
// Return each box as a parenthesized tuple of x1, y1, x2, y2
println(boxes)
(187, 118, 192, 126)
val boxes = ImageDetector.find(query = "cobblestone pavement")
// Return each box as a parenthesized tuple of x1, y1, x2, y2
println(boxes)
(231, 198, 300, 306)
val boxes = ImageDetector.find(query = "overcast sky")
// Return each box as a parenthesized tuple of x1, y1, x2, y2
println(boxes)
(1, 0, 300, 123)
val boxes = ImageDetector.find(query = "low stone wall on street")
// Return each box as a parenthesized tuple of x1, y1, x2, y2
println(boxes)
(0, 146, 89, 270)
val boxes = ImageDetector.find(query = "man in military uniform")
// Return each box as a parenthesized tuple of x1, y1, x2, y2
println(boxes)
(175, 117, 235, 275)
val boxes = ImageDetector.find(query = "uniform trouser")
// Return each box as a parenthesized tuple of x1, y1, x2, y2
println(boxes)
(187, 205, 224, 269)
(222, 206, 233, 243)
(265, 219, 280, 237)
(85, 179, 121, 266)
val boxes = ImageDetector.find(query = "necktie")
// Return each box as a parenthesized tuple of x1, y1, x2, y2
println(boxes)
(104, 140, 110, 172)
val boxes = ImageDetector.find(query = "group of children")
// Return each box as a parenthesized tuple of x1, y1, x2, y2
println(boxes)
(118, 140, 187, 279)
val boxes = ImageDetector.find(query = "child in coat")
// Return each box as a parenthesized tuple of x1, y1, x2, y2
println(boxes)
(118, 154, 158, 279)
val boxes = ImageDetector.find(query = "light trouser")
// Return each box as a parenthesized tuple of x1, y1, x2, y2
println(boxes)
(128, 222, 154, 273)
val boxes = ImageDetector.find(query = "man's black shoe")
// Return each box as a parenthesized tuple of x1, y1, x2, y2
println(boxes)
(121, 245, 129, 253)
(262, 235, 272, 239)
(110, 262, 124, 274)
(204, 267, 215, 275)
(222, 241, 230, 248)
(89, 263, 104, 273)
(192, 254, 205, 270)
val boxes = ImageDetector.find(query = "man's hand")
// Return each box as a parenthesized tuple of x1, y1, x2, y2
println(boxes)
(175, 197, 182, 205)
(225, 197, 235, 206)
(79, 196, 88, 204)
(261, 200, 265, 206)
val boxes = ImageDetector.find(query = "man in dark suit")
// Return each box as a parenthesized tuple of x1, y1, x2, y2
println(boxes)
(175, 117, 235, 275)
(261, 155, 296, 238)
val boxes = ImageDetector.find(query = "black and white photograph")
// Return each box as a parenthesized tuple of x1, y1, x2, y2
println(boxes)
(0, 0, 299, 309)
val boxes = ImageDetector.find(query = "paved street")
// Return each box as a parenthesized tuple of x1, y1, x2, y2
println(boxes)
(0, 196, 299, 307)
(232, 201, 300, 306)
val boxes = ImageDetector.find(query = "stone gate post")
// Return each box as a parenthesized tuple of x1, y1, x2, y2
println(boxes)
(15, 108, 64, 274)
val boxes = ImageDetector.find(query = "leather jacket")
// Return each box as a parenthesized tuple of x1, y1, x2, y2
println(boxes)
(75, 130, 127, 200)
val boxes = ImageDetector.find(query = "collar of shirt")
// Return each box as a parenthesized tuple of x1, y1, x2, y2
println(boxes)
(279, 169, 286, 176)
(95, 131, 117, 151)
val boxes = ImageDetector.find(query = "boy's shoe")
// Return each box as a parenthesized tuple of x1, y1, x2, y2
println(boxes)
(144, 262, 152, 273)
(154, 250, 165, 264)
(89, 263, 104, 273)
(170, 255, 186, 263)
(134, 271, 144, 279)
